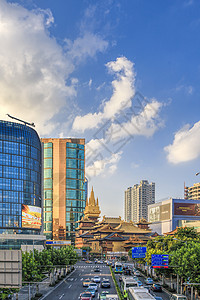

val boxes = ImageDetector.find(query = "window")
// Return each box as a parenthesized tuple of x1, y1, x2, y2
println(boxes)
(44, 159, 52, 168)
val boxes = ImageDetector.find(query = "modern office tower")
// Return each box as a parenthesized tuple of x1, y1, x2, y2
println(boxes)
(0, 120, 45, 250)
(124, 180, 155, 223)
(41, 138, 85, 243)
(124, 187, 132, 222)
(184, 183, 200, 200)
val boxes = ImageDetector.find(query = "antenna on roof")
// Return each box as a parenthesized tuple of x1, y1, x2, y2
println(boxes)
(6, 114, 35, 127)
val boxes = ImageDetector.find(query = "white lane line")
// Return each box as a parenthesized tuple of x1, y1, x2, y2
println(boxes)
(80, 278, 83, 281)
(59, 294, 64, 299)
(98, 293, 99, 298)
(68, 284, 72, 288)
(75, 278, 77, 281)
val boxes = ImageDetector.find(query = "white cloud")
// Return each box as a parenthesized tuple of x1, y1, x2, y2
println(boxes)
(88, 79, 92, 88)
(73, 56, 135, 131)
(0, 0, 108, 135)
(86, 151, 122, 178)
(175, 84, 194, 95)
(65, 32, 108, 62)
(165, 121, 200, 164)
(106, 99, 163, 140)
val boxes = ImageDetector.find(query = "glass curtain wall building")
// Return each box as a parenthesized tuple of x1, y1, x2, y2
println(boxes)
(41, 138, 85, 243)
(0, 120, 45, 249)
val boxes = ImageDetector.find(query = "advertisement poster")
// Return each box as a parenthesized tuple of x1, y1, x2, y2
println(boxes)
(22, 204, 41, 229)
(174, 203, 200, 216)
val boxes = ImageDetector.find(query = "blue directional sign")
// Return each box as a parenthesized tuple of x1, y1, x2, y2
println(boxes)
(132, 247, 147, 258)
(151, 254, 169, 268)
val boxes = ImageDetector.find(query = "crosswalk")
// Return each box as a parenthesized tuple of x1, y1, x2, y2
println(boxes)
(75, 265, 108, 268)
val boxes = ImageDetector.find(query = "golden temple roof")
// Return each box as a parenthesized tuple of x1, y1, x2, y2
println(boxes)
(115, 220, 151, 233)
(84, 187, 101, 219)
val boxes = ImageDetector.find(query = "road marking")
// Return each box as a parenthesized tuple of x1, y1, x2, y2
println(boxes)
(75, 278, 77, 281)
(40, 269, 76, 300)
(68, 284, 72, 288)
(80, 278, 83, 281)
(98, 293, 99, 298)
(59, 294, 64, 299)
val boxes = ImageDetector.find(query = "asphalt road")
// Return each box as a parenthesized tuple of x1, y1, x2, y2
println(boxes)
(42, 261, 117, 300)
(114, 263, 170, 300)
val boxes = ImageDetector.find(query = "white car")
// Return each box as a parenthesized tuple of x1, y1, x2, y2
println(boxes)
(89, 282, 98, 291)
(92, 276, 101, 283)
(134, 270, 140, 276)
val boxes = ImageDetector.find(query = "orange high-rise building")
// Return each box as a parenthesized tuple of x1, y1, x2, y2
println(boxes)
(41, 138, 85, 243)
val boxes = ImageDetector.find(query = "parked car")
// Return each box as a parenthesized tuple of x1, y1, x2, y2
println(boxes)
(83, 279, 92, 287)
(85, 288, 96, 298)
(151, 284, 162, 292)
(154, 297, 163, 300)
(80, 292, 93, 300)
(88, 282, 98, 291)
(123, 268, 131, 275)
(101, 279, 111, 288)
(99, 291, 110, 300)
(145, 278, 154, 285)
(92, 276, 101, 283)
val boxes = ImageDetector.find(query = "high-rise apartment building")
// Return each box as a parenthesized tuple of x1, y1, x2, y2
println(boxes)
(41, 138, 85, 243)
(0, 120, 45, 250)
(124, 180, 155, 223)
(184, 182, 200, 200)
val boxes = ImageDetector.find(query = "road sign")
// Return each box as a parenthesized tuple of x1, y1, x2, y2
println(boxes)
(151, 254, 169, 268)
(132, 247, 147, 258)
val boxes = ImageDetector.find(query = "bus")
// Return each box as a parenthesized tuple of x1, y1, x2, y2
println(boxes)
(114, 262, 123, 273)
(121, 277, 138, 296)
(128, 287, 156, 300)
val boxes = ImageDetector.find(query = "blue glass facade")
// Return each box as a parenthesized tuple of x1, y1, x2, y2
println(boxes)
(0, 121, 42, 234)
(66, 142, 85, 239)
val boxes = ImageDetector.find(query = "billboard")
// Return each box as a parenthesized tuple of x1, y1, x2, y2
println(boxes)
(149, 203, 171, 222)
(174, 203, 200, 216)
(149, 206, 160, 222)
(22, 205, 41, 229)
(160, 203, 171, 221)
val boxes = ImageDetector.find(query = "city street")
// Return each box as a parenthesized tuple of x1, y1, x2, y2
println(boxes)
(41, 261, 117, 300)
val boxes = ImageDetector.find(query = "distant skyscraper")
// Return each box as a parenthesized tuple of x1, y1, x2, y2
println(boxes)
(184, 182, 200, 200)
(124, 180, 155, 222)
(41, 138, 85, 243)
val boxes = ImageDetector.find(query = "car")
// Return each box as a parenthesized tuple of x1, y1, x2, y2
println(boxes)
(151, 284, 162, 292)
(101, 279, 111, 288)
(154, 297, 163, 300)
(145, 278, 154, 285)
(88, 282, 98, 291)
(143, 285, 151, 293)
(107, 261, 111, 266)
(134, 270, 140, 276)
(85, 288, 96, 297)
(92, 276, 101, 283)
(99, 291, 110, 299)
(82, 258, 86, 261)
(123, 269, 131, 275)
(83, 279, 92, 287)
(86, 260, 92, 264)
(137, 280, 143, 287)
(94, 267, 100, 272)
(79, 291, 93, 300)
(99, 260, 104, 264)
(97, 260, 101, 264)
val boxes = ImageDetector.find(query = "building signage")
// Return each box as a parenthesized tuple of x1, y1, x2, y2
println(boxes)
(149, 203, 171, 222)
(132, 247, 147, 258)
(174, 203, 200, 216)
(46, 240, 71, 245)
(22, 205, 41, 229)
(151, 254, 169, 268)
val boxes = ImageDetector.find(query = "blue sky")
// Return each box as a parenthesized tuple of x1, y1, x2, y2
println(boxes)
(1, 0, 200, 216)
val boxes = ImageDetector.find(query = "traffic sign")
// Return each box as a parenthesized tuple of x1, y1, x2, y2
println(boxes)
(132, 247, 147, 258)
(151, 254, 169, 268)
